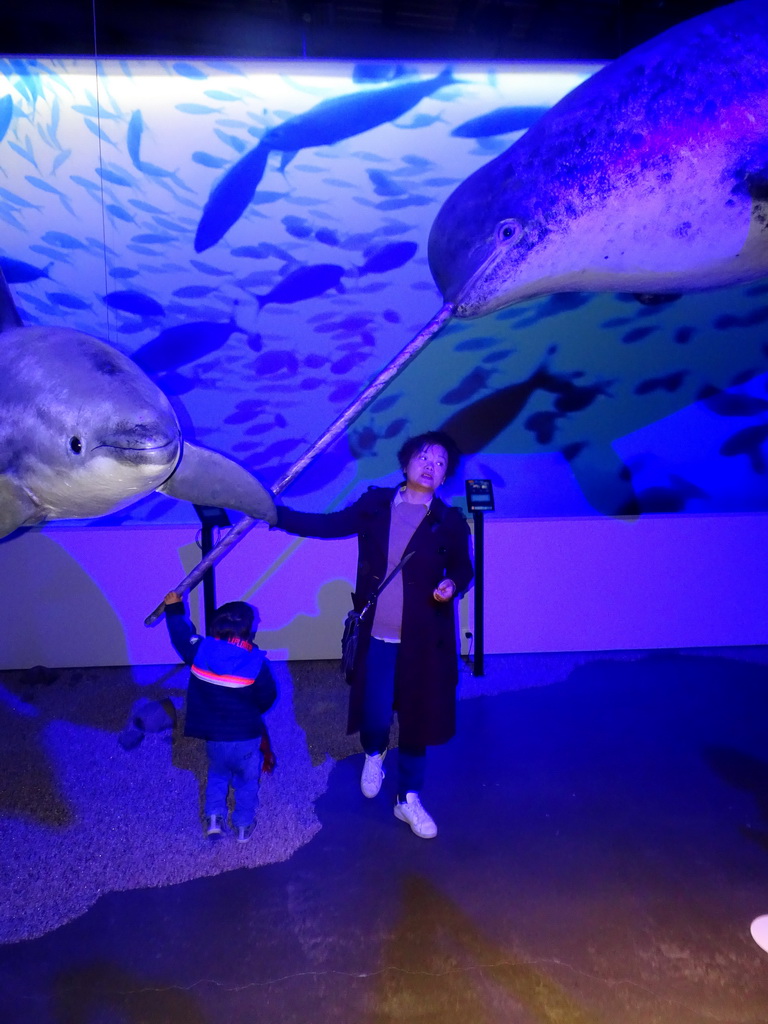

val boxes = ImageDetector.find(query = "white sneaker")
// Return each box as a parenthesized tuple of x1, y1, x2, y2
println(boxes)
(205, 814, 227, 839)
(361, 751, 386, 798)
(394, 792, 437, 839)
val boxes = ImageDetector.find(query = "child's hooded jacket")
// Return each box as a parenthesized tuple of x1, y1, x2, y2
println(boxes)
(166, 602, 276, 741)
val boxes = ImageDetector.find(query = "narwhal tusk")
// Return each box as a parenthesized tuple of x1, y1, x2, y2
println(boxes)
(145, 301, 455, 626)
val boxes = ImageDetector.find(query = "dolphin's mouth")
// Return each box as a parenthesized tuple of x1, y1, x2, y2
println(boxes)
(94, 436, 180, 466)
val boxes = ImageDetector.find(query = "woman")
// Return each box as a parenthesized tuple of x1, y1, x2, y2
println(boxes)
(274, 431, 473, 839)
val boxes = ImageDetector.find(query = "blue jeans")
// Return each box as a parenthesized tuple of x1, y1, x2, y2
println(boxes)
(360, 637, 426, 800)
(204, 738, 262, 827)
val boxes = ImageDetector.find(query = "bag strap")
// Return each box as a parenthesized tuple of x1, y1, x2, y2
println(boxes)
(360, 550, 414, 619)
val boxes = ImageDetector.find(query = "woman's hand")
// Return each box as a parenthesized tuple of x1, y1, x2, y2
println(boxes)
(433, 578, 456, 603)
(164, 591, 183, 605)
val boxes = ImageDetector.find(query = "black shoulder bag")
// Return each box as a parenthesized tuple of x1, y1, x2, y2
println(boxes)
(341, 551, 414, 681)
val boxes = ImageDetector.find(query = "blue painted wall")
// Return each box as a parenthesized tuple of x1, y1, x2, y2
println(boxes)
(2, 56, 766, 522)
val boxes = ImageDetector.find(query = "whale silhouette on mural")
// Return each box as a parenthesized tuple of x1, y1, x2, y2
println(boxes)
(411, 284, 768, 516)
(0, 270, 276, 539)
(421, 0, 768, 515)
(194, 67, 456, 252)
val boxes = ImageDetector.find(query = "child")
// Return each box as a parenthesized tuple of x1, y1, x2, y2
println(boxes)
(164, 591, 277, 842)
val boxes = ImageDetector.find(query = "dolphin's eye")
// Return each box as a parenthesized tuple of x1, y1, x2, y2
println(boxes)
(69, 436, 83, 454)
(496, 219, 522, 245)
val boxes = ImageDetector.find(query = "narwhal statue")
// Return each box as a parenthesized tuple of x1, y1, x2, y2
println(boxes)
(148, 0, 768, 619)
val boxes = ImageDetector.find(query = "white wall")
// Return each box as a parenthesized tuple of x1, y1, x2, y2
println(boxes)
(1, 513, 766, 669)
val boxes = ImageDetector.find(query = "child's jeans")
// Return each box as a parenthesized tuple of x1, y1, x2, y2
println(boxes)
(204, 738, 262, 827)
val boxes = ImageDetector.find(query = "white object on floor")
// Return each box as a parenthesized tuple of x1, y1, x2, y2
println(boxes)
(394, 792, 437, 839)
(361, 751, 386, 798)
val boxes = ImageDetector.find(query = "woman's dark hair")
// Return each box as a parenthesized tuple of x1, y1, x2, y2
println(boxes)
(210, 601, 255, 641)
(397, 431, 462, 479)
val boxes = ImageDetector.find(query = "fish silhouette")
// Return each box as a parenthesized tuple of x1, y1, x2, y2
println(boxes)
(42, 231, 86, 251)
(451, 106, 549, 138)
(105, 203, 135, 222)
(352, 64, 410, 84)
(46, 291, 91, 310)
(358, 241, 418, 275)
(103, 290, 165, 318)
(194, 68, 456, 252)
(131, 321, 242, 376)
(367, 169, 408, 197)
(720, 422, 768, 471)
(0, 257, 51, 283)
(256, 263, 346, 309)
(172, 62, 207, 80)
(0, 94, 13, 144)
(192, 151, 229, 168)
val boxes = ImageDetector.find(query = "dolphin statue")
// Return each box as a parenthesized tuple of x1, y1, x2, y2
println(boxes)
(428, 0, 768, 318)
(0, 270, 276, 539)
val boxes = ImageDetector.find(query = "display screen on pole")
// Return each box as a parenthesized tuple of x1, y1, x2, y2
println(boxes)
(465, 480, 495, 513)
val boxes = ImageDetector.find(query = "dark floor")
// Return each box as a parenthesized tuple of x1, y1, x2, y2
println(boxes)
(3, 648, 768, 1023)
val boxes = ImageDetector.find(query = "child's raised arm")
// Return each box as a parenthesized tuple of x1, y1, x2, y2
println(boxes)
(163, 592, 200, 665)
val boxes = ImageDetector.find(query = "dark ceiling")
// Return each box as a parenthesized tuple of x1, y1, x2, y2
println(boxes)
(6, 0, 725, 62)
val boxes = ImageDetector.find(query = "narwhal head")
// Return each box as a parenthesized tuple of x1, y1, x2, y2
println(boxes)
(430, 143, 563, 318)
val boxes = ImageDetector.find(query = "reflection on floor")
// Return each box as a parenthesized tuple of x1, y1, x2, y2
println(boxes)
(2, 648, 768, 1022)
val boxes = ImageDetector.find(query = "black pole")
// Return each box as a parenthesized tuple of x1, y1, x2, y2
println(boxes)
(200, 521, 217, 636)
(193, 505, 231, 635)
(472, 509, 484, 676)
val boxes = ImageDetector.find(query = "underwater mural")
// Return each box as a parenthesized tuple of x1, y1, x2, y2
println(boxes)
(0, 0, 766, 524)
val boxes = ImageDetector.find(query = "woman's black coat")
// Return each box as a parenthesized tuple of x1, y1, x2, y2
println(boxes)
(275, 486, 473, 746)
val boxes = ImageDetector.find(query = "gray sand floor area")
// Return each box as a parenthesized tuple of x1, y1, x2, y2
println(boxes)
(2, 648, 768, 1023)
(1, 648, 641, 943)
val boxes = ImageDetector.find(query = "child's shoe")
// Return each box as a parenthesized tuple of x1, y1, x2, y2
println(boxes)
(205, 814, 227, 839)
(236, 822, 256, 843)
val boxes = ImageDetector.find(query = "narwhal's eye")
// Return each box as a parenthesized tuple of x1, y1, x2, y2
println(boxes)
(69, 436, 83, 454)
(496, 219, 522, 245)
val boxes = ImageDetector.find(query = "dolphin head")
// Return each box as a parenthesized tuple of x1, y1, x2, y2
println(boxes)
(1, 327, 182, 521)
